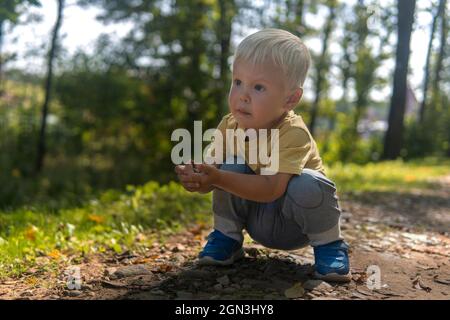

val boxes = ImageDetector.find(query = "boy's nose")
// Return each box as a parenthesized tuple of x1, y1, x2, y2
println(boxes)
(239, 93, 250, 104)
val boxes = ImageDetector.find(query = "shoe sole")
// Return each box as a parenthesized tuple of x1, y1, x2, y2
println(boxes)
(314, 271, 352, 283)
(197, 248, 245, 266)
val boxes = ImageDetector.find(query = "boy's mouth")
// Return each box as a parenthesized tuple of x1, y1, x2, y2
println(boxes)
(236, 109, 251, 116)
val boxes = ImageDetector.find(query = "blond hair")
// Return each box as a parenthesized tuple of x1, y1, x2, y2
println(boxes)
(233, 28, 311, 89)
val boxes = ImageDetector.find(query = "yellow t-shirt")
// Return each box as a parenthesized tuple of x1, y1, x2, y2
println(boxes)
(204, 111, 325, 176)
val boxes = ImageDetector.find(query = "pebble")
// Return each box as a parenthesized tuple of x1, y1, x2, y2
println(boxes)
(113, 265, 152, 278)
(303, 280, 333, 292)
(176, 291, 194, 299)
(223, 287, 236, 294)
(172, 244, 186, 253)
(216, 275, 230, 286)
(65, 290, 82, 297)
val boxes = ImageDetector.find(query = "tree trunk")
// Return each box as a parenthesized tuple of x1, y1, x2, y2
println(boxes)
(382, 0, 416, 160)
(309, 1, 336, 135)
(217, 0, 235, 118)
(35, 0, 65, 173)
(419, 0, 446, 123)
(0, 19, 4, 95)
(432, 0, 447, 94)
(294, 0, 305, 36)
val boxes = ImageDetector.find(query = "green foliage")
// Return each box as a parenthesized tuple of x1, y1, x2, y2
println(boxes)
(403, 95, 450, 159)
(0, 0, 41, 23)
(0, 181, 212, 277)
(319, 113, 383, 164)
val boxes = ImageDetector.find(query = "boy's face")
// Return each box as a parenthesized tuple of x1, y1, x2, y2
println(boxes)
(228, 59, 301, 130)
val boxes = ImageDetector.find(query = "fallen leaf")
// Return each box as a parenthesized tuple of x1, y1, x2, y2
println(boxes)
(412, 276, 432, 293)
(87, 214, 105, 224)
(154, 264, 173, 273)
(133, 256, 159, 264)
(47, 249, 62, 260)
(24, 226, 38, 241)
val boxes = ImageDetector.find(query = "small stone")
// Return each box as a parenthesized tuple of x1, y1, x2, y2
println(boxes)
(105, 267, 117, 277)
(284, 283, 305, 299)
(213, 284, 223, 291)
(176, 291, 194, 299)
(172, 253, 185, 263)
(172, 244, 186, 253)
(244, 247, 260, 257)
(216, 275, 230, 286)
(303, 280, 333, 292)
(209, 295, 220, 300)
(113, 265, 152, 278)
(150, 289, 165, 295)
(20, 290, 33, 297)
(223, 287, 236, 294)
(82, 284, 93, 290)
(65, 290, 82, 297)
(242, 284, 252, 290)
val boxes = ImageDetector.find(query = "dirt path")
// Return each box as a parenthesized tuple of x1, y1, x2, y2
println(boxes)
(1, 177, 449, 300)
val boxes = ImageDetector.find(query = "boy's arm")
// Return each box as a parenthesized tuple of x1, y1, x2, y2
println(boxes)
(214, 170, 292, 202)
(195, 164, 292, 203)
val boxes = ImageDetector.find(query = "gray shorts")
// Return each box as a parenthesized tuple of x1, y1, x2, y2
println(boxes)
(213, 158, 343, 249)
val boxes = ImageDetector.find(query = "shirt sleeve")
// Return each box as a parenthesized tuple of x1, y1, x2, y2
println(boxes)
(260, 128, 312, 175)
(203, 116, 228, 164)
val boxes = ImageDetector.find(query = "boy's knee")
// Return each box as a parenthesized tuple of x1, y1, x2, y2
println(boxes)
(286, 170, 324, 209)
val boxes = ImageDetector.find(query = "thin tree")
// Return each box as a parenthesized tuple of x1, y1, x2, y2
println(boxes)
(0, 20, 3, 93)
(35, 0, 65, 173)
(217, 0, 236, 118)
(309, 0, 337, 135)
(382, 0, 416, 160)
(0, 0, 41, 93)
(419, 0, 446, 123)
(432, 0, 447, 94)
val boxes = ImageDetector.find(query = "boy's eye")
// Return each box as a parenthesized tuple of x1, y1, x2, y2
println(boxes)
(255, 84, 265, 92)
(234, 79, 241, 86)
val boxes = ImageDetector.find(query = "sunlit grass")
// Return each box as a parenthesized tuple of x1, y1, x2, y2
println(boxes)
(327, 157, 450, 195)
(0, 182, 211, 278)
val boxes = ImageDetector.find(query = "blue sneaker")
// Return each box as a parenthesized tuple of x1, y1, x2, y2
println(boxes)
(198, 230, 244, 266)
(313, 240, 351, 282)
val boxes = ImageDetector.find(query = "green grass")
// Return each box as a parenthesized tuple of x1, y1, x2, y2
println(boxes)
(0, 182, 211, 278)
(0, 158, 449, 278)
(327, 158, 450, 195)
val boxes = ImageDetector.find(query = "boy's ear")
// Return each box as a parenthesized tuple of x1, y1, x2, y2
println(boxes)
(284, 87, 303, 111)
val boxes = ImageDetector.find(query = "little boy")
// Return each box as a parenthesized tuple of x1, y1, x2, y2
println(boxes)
(175, 29, 350, 282)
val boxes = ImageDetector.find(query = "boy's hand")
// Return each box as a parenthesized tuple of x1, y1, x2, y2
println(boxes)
(174, 162, 220, 193)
